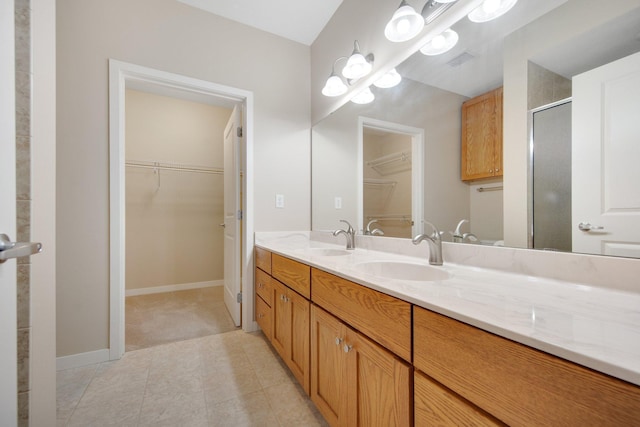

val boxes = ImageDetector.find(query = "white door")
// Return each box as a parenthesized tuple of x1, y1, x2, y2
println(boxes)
(0, 0, 18, 423)
(572, 51, 640, 257)
(223, 106, 241, 326)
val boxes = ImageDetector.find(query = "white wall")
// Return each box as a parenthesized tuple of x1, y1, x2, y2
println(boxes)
(57, 0, 310, 357)
(31, 0, 57, 421)
(125, 90, 230, 290)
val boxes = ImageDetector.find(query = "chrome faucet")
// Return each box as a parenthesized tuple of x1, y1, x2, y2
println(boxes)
(412, 221, 443, 266)
(451, 219, 478, 243)
(364, 219, 384, 236)
(333, 220, 356, 250)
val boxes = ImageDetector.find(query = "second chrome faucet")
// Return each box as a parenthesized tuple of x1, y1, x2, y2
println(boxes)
(412, 221, 443, 266)
(333, 220, 356, 250)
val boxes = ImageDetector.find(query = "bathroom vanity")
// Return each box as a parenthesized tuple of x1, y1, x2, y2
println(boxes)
(254, 232, 640, 426)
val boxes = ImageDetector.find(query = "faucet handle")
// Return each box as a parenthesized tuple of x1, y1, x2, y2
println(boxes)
(422, 220, 441, 239)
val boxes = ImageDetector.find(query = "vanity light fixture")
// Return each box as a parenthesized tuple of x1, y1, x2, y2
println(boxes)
(432, 0, 458, 3)
(322, 57, 349, 97)
(342, 41, 374, 80)
(351, 87, 375, 104)
(373, 68, 402, 89)
(420, 28, 459, 55)
(385, 0, 425, 42)
(468, 0, 518, 23)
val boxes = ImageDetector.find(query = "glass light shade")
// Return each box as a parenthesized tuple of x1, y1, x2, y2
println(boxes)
(384, 1, 425, 42)
(351, 87, 375, 104)
(419, 29, 459, 56)
(342, 52, 372, 80)
(321, 74, 348, 97)
(373, 68, 402, 89)
(433, 0, 458, 2)
(468, 0, 518, 23)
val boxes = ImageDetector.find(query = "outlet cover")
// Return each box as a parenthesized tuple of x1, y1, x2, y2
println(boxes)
(275, 194, 285, 208)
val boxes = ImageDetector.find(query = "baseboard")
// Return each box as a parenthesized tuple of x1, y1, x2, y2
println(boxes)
(125, 280, 223, 297)
(56, 348, 110, 371)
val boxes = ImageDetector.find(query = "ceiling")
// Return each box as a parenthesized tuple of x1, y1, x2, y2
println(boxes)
(177, 0, 344, 46)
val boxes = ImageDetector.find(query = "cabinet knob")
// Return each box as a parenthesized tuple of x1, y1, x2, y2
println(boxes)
(343, 344, 353, 353)
(489, 169, 493, 173)
(495, 167, 500, 172)
(258, 313, 264, 318)
(258, 282, 263, 289)
(335, 337, 343, 346)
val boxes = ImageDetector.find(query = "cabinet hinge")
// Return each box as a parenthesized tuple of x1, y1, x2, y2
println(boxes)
(237, 126, 243, 138)
(237, 210, 243, 220)
(236, 292, 242, 303)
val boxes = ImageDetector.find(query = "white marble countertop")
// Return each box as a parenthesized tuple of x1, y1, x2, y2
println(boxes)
(255, 231, 640, 387)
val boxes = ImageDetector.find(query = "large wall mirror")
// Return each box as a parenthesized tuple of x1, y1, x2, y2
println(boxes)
(311, 0, 640, 258)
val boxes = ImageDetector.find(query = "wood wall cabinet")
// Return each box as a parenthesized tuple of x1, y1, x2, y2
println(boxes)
(461, 86, 503, 181)
(310, 305, 412, 427)
(414, 306, 640, 426)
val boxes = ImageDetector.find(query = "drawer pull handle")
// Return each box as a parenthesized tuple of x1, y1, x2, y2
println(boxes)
(343, 344, 353, 353)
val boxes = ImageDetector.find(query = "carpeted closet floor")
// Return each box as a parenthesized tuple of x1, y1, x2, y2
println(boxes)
(125, 286, 238, 352)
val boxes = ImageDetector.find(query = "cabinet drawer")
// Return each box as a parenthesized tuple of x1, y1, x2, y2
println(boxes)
(255, 267, 273, 306)
(415, 371, 504, 426)
(255, 295, 272, 340)
(414, 306, 640, 426)
(255, 247, 272, 274)
(272, 254, 310, 299)
(311, 268, 411, 362)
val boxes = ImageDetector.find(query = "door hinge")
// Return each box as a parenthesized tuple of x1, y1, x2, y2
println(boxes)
(236, 126, 243, 138)
(237, 210, 243, 220)
(236, 292, 242, 303)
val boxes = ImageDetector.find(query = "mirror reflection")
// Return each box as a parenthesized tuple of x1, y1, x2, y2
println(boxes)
(311, 0, 640, 258)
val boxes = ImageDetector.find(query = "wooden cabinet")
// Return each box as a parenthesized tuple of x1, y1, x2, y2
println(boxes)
(254, 249, 310, 395)
(414, 306, 640, 426)
(415, 371, 504, 426)
(461, 86, 503, 181)
(271, 279, 310, 394)
(272, 253, 310, 298)
(310, 305, 412, 427)
(311, 268, 411, 362)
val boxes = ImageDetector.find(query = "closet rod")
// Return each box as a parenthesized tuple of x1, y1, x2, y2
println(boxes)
(125, 160, 223, 175)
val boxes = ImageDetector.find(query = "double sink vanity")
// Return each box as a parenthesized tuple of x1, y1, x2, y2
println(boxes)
(254, 231, 640, 426)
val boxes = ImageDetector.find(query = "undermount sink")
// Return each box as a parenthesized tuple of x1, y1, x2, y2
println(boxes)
(352, 261, 452, 282)
(304, 248, 352, 257)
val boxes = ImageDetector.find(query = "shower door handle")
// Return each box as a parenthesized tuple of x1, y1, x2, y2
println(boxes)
(0, 234, 42, 263)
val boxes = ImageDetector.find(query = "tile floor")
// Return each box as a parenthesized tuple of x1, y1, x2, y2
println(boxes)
(125, 286, 239, 351)
(57, 330, 328, 426)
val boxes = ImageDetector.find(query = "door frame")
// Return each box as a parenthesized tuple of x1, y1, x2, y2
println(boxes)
(357, 117, 425, 237)
(0, 0, 17, 422)
(108, 60, 255, 359)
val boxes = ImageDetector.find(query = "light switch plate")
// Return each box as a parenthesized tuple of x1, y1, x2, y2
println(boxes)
(275, 194, 284, 208)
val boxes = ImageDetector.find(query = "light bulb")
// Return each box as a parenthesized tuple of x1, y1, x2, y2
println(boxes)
(432, 34, 446, 49)
(483, 0, 500, 14)
(373, 69, 402, 89)
(396, 18, 411, 35)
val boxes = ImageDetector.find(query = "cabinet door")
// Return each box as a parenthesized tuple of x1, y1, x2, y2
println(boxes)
(287, 289, 310, 394)
(346, 328, 412, 427)
(415, 371, 504, 427)
(461, 87, 502, 181)
(255, 295, 272, 340)
(271, 279, 289, 360)
(311, 305, 348, 427)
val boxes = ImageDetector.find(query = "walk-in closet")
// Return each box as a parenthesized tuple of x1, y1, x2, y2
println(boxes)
(124, 89, 237, 351)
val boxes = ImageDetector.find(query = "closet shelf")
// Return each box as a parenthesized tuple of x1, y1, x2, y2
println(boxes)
(366, 214, 412, 223)
(364, 178, 397, 187)
(125, 160, 223, 175)
(366, 151, 411, 175)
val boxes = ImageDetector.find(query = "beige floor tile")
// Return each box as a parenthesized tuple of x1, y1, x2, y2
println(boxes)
(264, 382, 328, 427)
(202, 368, 263, 405)
(66, 396, 143, 427)
(207, 390, 280, 427)
(138, 390, 208, 427)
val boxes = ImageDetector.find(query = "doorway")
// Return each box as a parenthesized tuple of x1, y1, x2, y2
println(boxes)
(109, 61, 255, 360)
(123, 89, 239, 351)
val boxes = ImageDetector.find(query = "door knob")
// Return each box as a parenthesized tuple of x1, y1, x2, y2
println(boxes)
(0, 234, 42, 263)
(578, 222, 604, 232)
